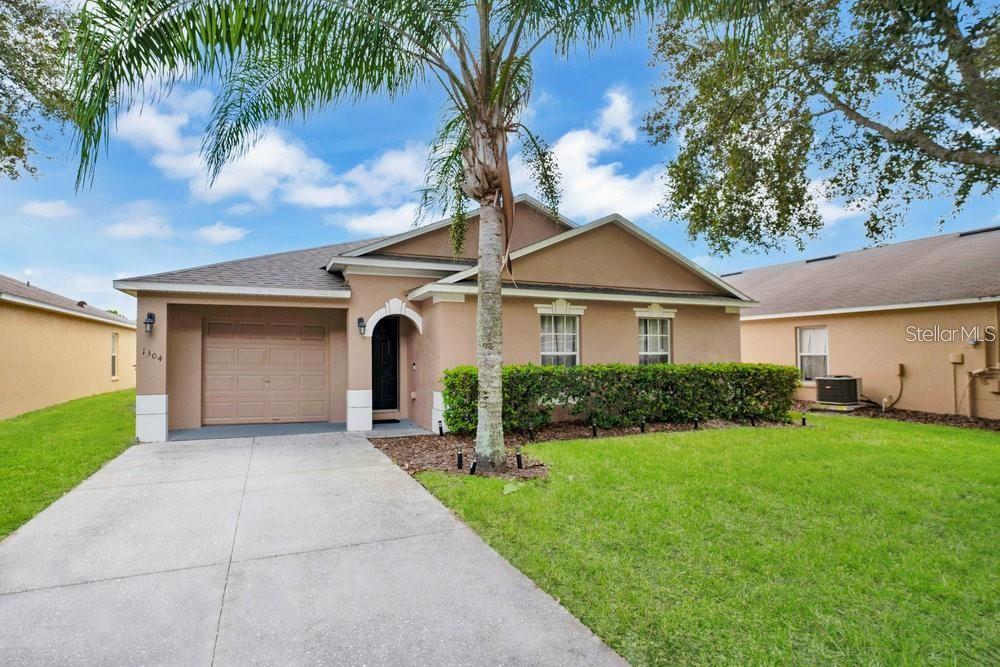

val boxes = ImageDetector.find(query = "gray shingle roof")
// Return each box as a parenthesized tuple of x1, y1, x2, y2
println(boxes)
(725, 225, 1000, 316)
(0, 274, 134, 326)
(119, 237, 381, 292)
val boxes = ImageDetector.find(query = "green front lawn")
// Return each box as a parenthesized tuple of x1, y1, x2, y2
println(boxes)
(0, 390, 135, 539)
(421, 415, 1000, 665)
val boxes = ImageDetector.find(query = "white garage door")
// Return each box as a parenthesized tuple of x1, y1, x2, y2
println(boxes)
(202, 318, 329, 425)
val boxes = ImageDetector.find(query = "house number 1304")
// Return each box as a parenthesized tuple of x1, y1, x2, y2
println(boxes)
(141, 347, 164, 362)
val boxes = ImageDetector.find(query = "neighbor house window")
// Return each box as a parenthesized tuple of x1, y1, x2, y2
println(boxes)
(638, 318, 671, 364)
(796, 326, 828, 381)
(111, 332, 119, 378)
(540, 314, 579, 367)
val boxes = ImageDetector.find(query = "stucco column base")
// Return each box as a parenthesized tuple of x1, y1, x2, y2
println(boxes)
(346, 389, 373, 431)
(136, 394, 168, 442)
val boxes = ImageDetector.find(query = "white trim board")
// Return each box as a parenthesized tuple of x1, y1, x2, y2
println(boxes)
(325, 255, 470, 273)
(408, 282, 755, 308)
(114, 281, 352, 299)
(340, 194, 576, 258)
(436, 213, 754, 304)
(0, 293, 137, 329)
(741, 296, 1000, 321)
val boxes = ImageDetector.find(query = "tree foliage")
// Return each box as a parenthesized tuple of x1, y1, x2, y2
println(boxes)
(0, 0, 71, 180)
(646, 0, 1000, 254)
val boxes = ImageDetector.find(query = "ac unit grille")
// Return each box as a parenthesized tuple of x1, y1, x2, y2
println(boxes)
(816, 376, 861, 404)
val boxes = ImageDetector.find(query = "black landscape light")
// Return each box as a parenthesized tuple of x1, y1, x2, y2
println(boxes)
(456, 447, 463, 469)
(516, 448, 523, 469)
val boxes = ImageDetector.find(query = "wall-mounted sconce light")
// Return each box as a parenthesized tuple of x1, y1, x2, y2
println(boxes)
(143, 312, 156, 334)
(356, 317, 366, 335)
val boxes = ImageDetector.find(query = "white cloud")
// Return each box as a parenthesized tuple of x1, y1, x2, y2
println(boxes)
(116, 93, 426, 211)
(325, 202, 421, 235)
(194, 221, 248, 244)
(342, 142, 426, 202)
(102, 201, 175, 240)
(283, 183, 356, 208)
(809, 180, 867, 225)
(597, 87, 637, 143)
(225, 203, 256, 216)
(116, 105, 194, 154)
(18, 200, 78, 219)
(512, 86, 660, 221)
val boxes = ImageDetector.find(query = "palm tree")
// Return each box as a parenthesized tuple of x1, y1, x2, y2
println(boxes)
(70, 0, 759, 471)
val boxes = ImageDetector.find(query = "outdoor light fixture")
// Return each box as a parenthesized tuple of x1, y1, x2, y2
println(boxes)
(143, 312, 156, 334)
(356, 317, 366, 335)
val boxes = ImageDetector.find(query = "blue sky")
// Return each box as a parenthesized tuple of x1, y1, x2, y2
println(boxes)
(2, 22, 996, 316)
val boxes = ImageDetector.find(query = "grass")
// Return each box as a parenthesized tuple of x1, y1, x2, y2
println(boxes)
(0, 390, 135, 539)
(420, 414, 1000, 665)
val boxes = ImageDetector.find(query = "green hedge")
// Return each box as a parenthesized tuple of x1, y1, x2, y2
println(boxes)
(442, 363, 800, 433)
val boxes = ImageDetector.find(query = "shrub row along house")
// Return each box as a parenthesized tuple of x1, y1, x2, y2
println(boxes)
(114, 196, 756, 441)
(728, 225, 1000, 419)
(0, 274, 136, 420)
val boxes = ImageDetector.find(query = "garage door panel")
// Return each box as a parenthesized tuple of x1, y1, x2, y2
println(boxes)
(268, 348, 298, 368)
(203, 317, 331, 425)
(300, 348, 327, 368)
(299, 375, 327, 392)
(204, 374, 236, 392)
(206, 321, 238, 339)
(237, 375, 268, 392)
(266, 375, 298, 392)
(239, 322, 269, 339)
(237, 347, 268, 367)
(299, 400, 328, 420)
(204, 347, 236, 367)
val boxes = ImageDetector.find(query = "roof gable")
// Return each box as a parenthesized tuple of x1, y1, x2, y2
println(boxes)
(341, 195, 574, 260)
(439, 214, 752, 302)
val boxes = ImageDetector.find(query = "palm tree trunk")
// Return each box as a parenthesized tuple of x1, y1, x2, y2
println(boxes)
(475, 200, 506, 470)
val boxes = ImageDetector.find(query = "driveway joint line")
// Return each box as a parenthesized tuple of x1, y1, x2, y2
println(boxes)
(231, 526, 463, 565)
(0, 560, 228, 597)
(78, 473, 249, 491)
(210, 435, 256, 666)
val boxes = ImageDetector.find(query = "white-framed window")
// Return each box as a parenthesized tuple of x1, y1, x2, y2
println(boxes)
(796, 326, 828, 381)
(638, 318, 671, 364)
(111, 332, 119, 378)
(540, 314, 579, 367)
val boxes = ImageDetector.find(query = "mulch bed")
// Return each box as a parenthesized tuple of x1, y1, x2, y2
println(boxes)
(370, 417, 791, 479)
(852, 405, 1000, 432)
(799, 400, 1000, 432)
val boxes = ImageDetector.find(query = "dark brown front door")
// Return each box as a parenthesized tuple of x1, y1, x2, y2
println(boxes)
(372, 317, 399, 411)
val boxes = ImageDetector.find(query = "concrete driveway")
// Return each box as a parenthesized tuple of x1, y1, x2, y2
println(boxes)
(0, 433, 622, 666)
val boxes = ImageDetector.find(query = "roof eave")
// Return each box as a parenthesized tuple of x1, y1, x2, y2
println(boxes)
(114, 281, 352, 299)
(0, 293, 136, 328)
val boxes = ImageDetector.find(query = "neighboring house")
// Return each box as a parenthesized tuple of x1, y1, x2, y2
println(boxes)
(0, 274, 136, 421)
(727, 225, 1000, 419)
(114, 196, 755, 442)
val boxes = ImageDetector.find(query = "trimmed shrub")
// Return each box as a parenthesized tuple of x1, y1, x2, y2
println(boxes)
(442, 362, 799, 433)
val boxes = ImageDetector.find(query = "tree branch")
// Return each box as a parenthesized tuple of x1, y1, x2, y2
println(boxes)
(816, 86, 1000, 170)
(935, 4, 1000, 130)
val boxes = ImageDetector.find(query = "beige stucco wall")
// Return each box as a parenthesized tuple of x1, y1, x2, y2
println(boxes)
(510, 223, 728, 295)
(380, 201, 568, 260)
(0, 302, 136, 420)
(740, 302, 1000, 418)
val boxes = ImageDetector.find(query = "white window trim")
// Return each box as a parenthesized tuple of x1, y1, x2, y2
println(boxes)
(796, 326, 829, 382)
(638, 317, 672, 364)
(535, 298, 586, 316)
(539, 313, 580, 366)
(633, 304, 676, 319)
(111, 332, 119, 379)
